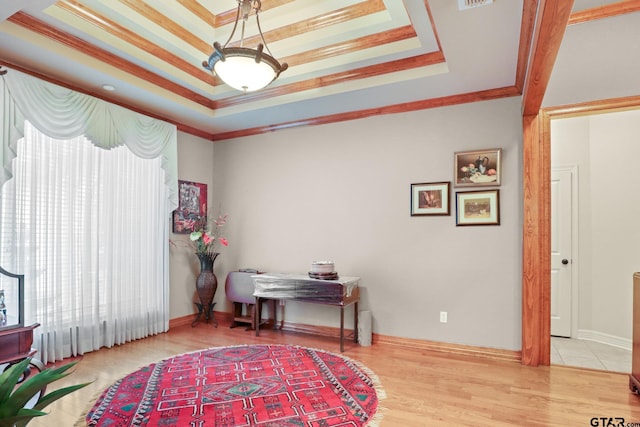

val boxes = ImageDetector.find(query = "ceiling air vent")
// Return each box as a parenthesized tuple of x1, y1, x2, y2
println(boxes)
(458, 0, 493, 10)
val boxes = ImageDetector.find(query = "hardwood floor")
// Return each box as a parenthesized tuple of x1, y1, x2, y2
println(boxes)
(29, 320, 640, 426)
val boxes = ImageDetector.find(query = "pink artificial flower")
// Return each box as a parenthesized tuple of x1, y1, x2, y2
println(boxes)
(219, 237, 229, 247)
(202, 233, 212, 245)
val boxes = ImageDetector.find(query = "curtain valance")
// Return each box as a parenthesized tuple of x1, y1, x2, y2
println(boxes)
(0, 68, 178, 211)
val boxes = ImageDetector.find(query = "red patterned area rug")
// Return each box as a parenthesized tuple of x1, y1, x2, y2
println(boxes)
(84, 344, 384, 426)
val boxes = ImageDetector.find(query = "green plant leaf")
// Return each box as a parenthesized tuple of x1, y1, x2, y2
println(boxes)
(0, 359, 32, 417)
(7, 363, 78, 411)
(0, 358, 90, 425)
(0, 407, 47, 427)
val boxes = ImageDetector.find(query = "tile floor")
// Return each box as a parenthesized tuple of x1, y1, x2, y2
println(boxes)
(551, 336, 631, 373)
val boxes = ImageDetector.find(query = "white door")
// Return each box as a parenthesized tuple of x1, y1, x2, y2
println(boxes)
(551, 168, 573, 337)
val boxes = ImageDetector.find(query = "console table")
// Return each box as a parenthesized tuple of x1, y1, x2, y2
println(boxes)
(252, 273, 360, 352)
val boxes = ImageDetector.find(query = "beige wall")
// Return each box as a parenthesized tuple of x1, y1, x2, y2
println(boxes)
(200, 96, 524, 351)
(543, 12, 640, 108)
(169, 131, 215, 320)
(165, 2, 640, 353)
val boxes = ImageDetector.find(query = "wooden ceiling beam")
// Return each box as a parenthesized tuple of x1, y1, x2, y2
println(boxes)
(175, 0, 217, 27)
(521, 0, 575, 116)
(117, 0, 213, 54)
(57, 0, 213, 84)
(542, 94, 640, 118)
(515, 0, 539, 93)
(278, 25, 417, 69)
(227, 0, 387, 48)
(569, 0, 640, 25)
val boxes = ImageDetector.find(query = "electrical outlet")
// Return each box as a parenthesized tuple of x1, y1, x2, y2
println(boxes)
(440, 311, 448, 323)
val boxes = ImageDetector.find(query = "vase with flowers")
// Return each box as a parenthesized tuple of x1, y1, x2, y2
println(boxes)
(174, 213, 228, 327)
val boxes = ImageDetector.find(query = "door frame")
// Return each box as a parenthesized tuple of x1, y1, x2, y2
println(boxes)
(551, 165, 579, 338)
(522, 94, 640, 366)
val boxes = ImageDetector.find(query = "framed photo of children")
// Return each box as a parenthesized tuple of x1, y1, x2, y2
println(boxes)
(410, 182, 451, 216)
(173, 180, 207, 234)
(454, 148, 501, 187)
(455, 189, 500, 226)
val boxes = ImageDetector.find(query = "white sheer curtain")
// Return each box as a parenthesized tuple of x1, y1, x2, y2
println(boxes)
(0, 122, 170, 363)
(0, 68, 178, 363)
(0, 68, 178, 205)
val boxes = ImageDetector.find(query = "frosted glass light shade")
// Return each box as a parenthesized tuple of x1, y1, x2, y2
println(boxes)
(214, 53, 278, 92)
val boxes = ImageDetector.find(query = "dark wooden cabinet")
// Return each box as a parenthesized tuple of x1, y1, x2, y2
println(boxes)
(630, 273, 640, 394)
(0, 323, 39, 364)
(0, 323, 46, 399)
(0, 267, 45, 385)
(0, 266, 40, 366)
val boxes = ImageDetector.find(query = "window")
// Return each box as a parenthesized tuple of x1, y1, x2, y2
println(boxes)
(0, 121, 169, 363)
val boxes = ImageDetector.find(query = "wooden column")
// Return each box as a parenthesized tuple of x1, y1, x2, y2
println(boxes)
(522, 112, 551, 366)
(520, 0, 573, 366)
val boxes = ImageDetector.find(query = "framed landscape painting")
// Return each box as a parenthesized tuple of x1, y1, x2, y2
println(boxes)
(454, 148, 501, 187)
(411, 182, 450, 216)
(173, 180, 207, 234)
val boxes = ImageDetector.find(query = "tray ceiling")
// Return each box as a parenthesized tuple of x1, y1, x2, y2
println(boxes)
(0, 0, 633, 140)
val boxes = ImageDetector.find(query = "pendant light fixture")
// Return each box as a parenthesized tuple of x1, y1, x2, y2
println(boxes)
(202, 0, 288, 93)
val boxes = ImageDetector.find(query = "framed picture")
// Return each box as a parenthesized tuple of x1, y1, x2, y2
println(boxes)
(411, 182, 450, 216)
(173, 180, 207, 234)
(456, 189, 500, 226)
(454, 148, 501, 187)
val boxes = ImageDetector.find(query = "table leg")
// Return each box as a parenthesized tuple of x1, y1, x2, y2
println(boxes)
(279, 300, 285, 330)
(340, 306, 344, 352)
(354, 301, 358, 343)
(272, 300, 277, 329)
(255, 297, 261, 337)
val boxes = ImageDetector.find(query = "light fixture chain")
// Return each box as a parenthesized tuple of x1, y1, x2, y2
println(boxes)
(221, 3, 243, 48)
(255, 11, 275, 58)
(240, 18, 246, 48)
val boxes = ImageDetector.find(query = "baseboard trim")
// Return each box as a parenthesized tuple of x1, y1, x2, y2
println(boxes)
(169, 315, 190, 329)
(169, 311, 232, 329)
(373, 334, 522, 363)
(169, 312, 521, 363)
(283, 323, 521, 362)
(577, 329, 632, 351)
